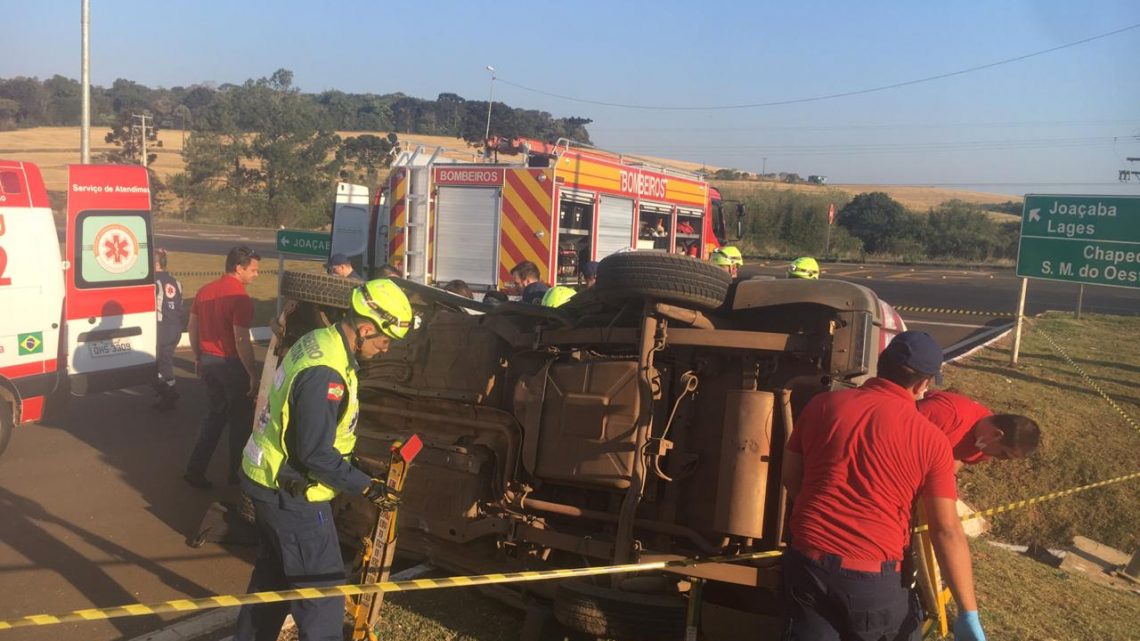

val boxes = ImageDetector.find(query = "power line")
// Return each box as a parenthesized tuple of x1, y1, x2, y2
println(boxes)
(498, 23, 1140, 111)
(590, 119, 1140, 133)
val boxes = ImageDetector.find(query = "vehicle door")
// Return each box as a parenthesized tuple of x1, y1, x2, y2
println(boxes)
(64, 164, 157, 395)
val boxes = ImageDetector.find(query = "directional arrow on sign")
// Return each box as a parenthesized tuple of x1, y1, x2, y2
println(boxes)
(1028, 208, 1040, 222)
(281, 238, 291, 246)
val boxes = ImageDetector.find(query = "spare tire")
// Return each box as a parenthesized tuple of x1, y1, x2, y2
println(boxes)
(279, 271, 357, 309)
(553, 580, 686, 641)
(595, 252, 731, 311)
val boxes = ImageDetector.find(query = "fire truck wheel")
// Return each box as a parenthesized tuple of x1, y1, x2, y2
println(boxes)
(279, 271, 357, 309)
(0, 399, 13, 459)
(595, 252, 731, 311)
(552, 580, 686, 640)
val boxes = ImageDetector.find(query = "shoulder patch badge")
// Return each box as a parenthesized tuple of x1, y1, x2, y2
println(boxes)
(327, 382, 345, 401)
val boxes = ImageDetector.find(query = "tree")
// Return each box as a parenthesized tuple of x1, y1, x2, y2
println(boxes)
(837, 192, 911, 253)
(103, 112, 161, 166)
(339, 134, 397, 184)
(924, 200, 1000, 260)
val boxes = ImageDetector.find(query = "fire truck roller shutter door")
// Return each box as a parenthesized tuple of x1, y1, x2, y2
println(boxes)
(434, 186, 501, 288)
(596, 196, 635, 260)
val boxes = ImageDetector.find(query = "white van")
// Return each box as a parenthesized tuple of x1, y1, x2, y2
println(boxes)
(0, 161, 157, 457)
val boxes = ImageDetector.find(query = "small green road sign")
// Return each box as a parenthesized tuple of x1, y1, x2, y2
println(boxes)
(276, 229, 331, 258)
(1016, 194, 1140, 290)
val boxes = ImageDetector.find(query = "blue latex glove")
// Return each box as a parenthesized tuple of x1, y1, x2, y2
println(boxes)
(954, 610, 986, 641)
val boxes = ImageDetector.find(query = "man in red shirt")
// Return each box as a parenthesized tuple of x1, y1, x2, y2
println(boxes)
(918, 391, 1041, 473)
(782, 331, 985, 641)
(185, 246, 261, 489)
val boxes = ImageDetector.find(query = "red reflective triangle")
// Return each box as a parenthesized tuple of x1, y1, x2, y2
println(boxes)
(399, 434, 423, 463)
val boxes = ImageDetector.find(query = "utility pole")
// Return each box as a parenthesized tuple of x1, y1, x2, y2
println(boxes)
(132, 113, 150, 167)
(762, 157, 767, 176)
(80, 0, 90, 164)
(483, 65, 496, 158)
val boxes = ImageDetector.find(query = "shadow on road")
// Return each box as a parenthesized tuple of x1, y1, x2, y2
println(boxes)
(0, 487, 214, 636)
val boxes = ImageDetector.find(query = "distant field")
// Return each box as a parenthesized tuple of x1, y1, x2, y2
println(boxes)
(0, 126, 715, 193)
(3, 127, 1020, 213)
(712, 178, 1019, 212)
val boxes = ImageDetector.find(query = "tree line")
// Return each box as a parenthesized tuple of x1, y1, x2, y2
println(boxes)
(0, 71, 593, 144)
(0, 69, 593, 227)
(717, 185, 1023, 263)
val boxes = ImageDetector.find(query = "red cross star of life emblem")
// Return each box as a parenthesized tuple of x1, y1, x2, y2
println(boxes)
(93, 224, 139, 274)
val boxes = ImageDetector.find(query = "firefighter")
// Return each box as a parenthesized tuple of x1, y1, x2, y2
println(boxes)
(542, 285, 577, 308)
(788, 256, 821, 279)
(235, 279, 413, 641)
(710, 248, 738, 279)
(719, 245, 744, 267)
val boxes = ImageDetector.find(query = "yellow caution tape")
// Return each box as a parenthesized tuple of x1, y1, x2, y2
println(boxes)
(0, 550, 781, 630)
(912, 469, 1140, 533)
(6, 464, 1138, 630)
(1036, 327, 1140, 435)
(893, 305, 1016, 318)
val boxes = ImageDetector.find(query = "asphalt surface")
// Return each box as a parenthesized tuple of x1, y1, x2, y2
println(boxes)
(0, 348, 260, 641)
(741, 261, 1139, 352)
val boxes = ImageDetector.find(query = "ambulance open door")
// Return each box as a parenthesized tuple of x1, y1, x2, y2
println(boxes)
(63, 165, 157, 395)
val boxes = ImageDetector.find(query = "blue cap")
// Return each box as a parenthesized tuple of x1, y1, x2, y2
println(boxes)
(581, 261, 600, 277)
(327, 253, 351, 267)
(881, 331, 943, 385)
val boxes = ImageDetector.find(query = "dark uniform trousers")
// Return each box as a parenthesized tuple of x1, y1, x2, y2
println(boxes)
(186, 355, 253, 481)
(235, 480, 346, 641)
(782, 547, 922, 641)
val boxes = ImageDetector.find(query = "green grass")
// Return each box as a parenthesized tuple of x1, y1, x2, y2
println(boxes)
(969, 539, 1140, 641)
(946, 312, 1140, 552)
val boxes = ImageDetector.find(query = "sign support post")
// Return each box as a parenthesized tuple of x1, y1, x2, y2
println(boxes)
(1010, 277, 1028, 366)
(1075, 284, 1085, 320)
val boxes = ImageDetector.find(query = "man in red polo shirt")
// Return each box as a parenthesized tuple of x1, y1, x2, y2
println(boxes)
(782, 331, 985, 641)
(918, 391, 1041, 473)
(185, 246, 261, 489)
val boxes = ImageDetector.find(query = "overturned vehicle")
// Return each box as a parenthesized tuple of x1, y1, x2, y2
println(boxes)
(272, 253, 912, 640)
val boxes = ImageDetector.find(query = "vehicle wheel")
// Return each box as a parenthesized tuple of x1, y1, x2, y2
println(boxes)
(279, 271, 357, 309)
(552, 580, 686, 641)
(595, 252, 731, 311)
(0, 399, 13, 459)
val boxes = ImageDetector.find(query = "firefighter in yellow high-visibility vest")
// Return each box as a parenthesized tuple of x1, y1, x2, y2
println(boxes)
(236, 279, 412, 641)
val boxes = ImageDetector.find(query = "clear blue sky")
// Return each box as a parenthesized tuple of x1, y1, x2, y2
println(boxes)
(6, 0, 1140, 196)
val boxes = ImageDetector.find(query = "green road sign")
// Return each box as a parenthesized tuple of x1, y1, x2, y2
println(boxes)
(1015, 194, 1140, 290)
(276, 229, 331, 258)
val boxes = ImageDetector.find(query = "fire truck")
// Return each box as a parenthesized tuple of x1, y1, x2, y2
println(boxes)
(329, 138, 734, 289)
(0, 161, 157, 458)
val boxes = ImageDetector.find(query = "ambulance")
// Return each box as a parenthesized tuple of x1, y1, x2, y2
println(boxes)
(0, 161, 157, 457)
(329, 138, 734, 290)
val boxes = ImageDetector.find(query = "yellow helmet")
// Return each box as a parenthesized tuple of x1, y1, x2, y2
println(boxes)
(351, 279, 413, 340)
(788, 257, 820, 280)
(720, 245, 743, 266)
(710, 248, 734, 266)
(542, 285, 577, 308)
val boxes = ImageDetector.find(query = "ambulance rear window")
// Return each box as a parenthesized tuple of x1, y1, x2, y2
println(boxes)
(0, 171, 21, 194)
(74, 211, 153, 288)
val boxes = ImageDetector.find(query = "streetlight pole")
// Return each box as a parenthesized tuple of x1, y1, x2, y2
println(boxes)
(80, 0, 90, 164)
(483, 65, 496, 158)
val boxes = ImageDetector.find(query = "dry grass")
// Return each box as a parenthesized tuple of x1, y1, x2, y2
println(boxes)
(946, 312, 1140, 551)
(712, 178, 1018, 212)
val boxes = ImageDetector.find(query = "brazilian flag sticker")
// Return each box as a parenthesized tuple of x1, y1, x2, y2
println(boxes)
(18, 332, 44, 356)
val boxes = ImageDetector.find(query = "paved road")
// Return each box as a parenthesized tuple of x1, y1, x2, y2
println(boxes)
(741, 260, 1139, 353)
(153, 221, 278, 257)
(0, 349, 258, 641)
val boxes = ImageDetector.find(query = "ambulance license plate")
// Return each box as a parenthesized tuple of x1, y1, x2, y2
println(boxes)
(89, 338, 133, 358)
